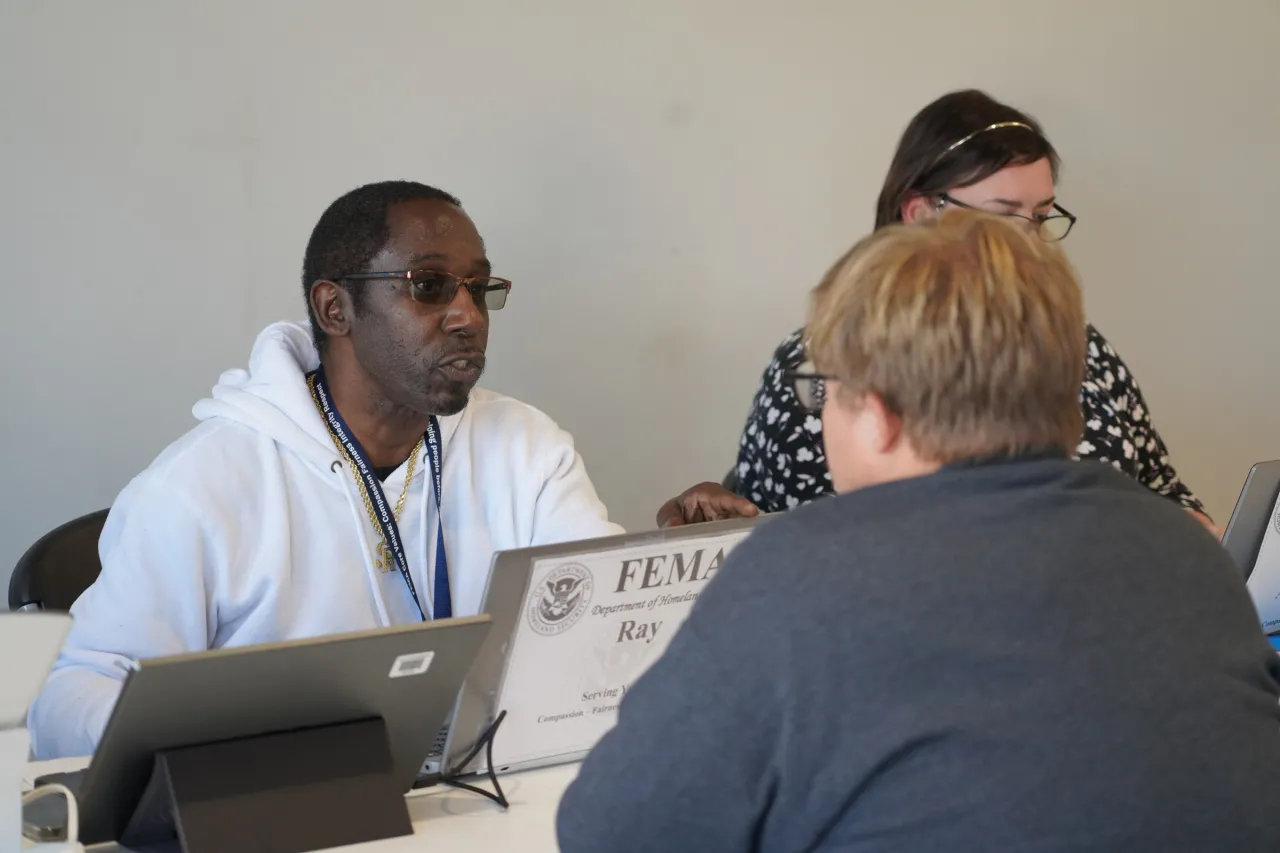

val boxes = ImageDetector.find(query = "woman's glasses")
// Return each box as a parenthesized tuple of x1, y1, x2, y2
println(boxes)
(936, 194, 1076, 242)
(338, 270, 512, 310)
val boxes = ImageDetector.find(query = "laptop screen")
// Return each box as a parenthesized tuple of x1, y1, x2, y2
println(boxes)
(0, 612, 71, 729)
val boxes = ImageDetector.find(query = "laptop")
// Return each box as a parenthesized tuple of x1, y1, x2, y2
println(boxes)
(434, 515, 765, 777)
(1221, 460, 1280, 639)
(0, 612, 72, 731)
(1222, 460, 1280, 582)
(1, 612, 71, 849)
(54, 615, 492, 846)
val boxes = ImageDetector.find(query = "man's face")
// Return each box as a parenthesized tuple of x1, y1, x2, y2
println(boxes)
(820, 381, 877, 493)
(349, 198, 491, 416)
(820, 382, 902, 494)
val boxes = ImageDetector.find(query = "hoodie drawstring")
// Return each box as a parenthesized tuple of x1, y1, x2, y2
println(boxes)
(331, 460, 394, 627)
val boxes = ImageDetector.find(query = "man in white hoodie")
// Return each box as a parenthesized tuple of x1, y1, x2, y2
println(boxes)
(30, 180, 757, 758)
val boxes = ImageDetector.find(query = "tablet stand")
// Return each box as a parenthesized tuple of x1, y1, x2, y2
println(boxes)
(120, 718, 412, 853)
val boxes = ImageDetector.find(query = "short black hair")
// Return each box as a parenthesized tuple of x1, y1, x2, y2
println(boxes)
(302, 180, 462, 348)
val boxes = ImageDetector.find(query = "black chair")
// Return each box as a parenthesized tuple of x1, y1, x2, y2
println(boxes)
(9, 509, 109, 611)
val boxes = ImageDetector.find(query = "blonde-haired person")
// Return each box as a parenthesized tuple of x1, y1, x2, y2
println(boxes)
(560, 212, 1280, 853)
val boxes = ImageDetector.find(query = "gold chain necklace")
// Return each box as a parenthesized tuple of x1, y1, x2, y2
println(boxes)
(308, 374, 424, 573)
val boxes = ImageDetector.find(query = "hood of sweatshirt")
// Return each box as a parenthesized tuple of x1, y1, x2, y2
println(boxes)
(191, 321, 339, 468)
(191, 320, 468, 468)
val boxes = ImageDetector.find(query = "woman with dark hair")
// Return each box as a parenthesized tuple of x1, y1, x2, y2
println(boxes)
(723, 89, 1213, 530)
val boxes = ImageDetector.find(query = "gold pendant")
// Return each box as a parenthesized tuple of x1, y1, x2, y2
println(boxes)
(376, 543, 394, 573)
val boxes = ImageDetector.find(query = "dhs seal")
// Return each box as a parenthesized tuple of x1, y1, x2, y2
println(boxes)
(528, 564, 594, 636)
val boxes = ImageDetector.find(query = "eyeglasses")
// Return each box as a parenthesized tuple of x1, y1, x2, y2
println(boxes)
(936, 194, 1077, 242)
(338, 269, 512, 310)
(782, 361, 831, 413)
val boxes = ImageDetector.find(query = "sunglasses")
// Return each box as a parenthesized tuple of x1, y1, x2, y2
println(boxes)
(337, 269, 512, 310)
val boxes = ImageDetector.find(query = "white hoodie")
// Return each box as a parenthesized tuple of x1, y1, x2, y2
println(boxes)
(29, 321, 623, 758)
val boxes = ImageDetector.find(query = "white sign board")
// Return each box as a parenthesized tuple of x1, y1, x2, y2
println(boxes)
(489, 528, 753, 768)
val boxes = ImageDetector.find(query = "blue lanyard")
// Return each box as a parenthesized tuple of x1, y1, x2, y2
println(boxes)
(310, 367, 452, 621)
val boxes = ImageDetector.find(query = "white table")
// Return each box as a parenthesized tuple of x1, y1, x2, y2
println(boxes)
(24, 758, 578, 852)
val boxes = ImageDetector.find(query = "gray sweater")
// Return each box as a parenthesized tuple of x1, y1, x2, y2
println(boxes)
(557, 457, 1280, 852)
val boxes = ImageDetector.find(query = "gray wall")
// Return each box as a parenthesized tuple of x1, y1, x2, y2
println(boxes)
(3, 0, 1278, 590)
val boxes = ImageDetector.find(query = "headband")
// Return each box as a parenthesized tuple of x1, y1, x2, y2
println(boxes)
(927, 121, 1037, 168)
